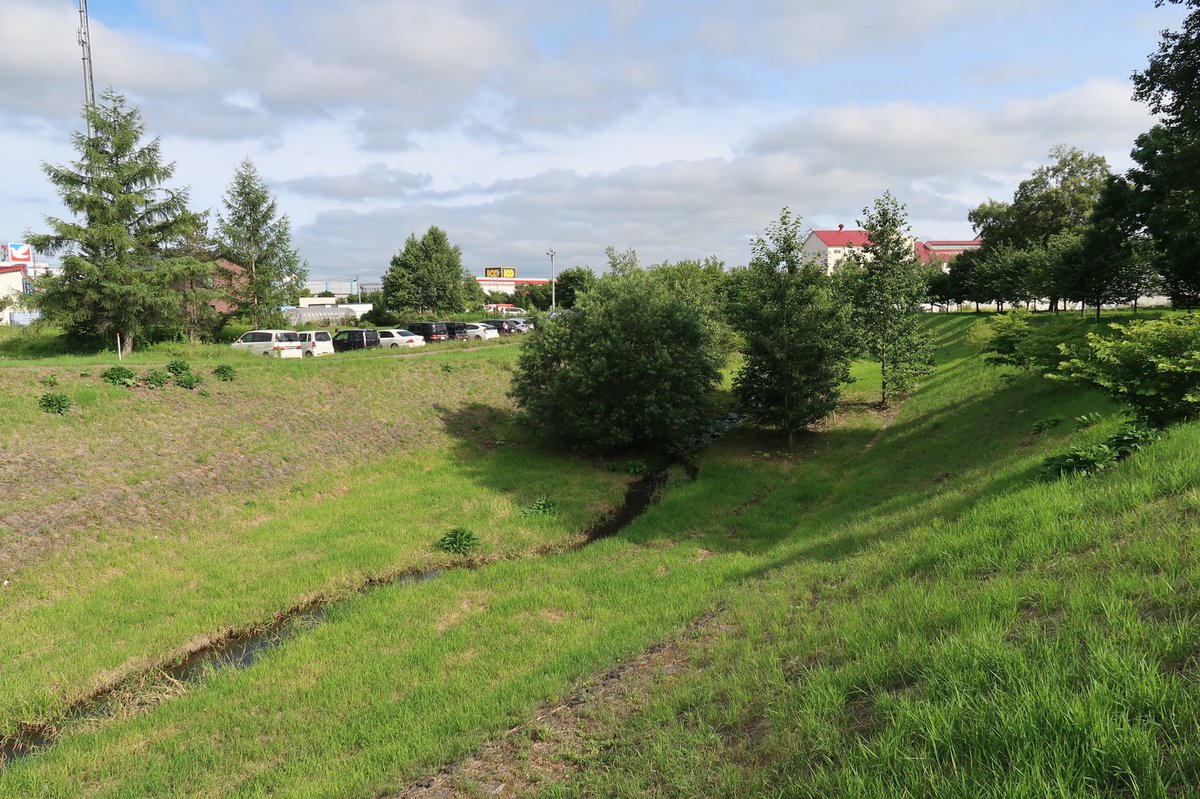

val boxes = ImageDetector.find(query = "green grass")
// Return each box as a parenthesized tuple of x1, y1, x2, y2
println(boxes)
(3, 314, 1198, 796)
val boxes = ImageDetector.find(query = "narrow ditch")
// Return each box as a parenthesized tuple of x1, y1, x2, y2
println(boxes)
(0, 468, 671, 770)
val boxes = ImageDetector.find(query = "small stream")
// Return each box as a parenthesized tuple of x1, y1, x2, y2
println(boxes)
(0, 470, 671, 769)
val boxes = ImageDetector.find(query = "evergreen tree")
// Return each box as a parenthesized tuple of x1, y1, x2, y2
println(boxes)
(214, 157, 307, 327)
(844, 192, 933, 407)
(28, 89, 206, 354)
(382, 226, 468, 313)
(730, 208, 853, 447)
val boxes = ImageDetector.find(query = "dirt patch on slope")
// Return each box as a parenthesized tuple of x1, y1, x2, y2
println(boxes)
(392, 612, 720, 799)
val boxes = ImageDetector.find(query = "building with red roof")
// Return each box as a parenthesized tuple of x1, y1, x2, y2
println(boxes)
(803, 226, 981, 274)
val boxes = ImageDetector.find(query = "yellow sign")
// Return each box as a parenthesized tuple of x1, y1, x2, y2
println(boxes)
(484, 267, 517, 278)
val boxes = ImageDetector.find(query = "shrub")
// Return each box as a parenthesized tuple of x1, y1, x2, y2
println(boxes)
(142, 369, 170, 388)
(38, 392, 71, 415)
(1054, 315, 1200, 427)
(983, 312, 1111, 374)
(39, 374, 59, 388)
(175, 371, 203, 390)
(166, 359, 190, 376)
(1039, 443, 1119, 480)
(511, 267, 727, 452)
(101, 365, 137, 387)
(212, 364, 237, 382)
(1030, 417, 1064, 434)
(982, 309, 1033, 367)
(437, 527, 479, 555)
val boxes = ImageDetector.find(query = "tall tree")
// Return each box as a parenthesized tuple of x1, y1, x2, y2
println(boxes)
(382, 226, 469, 313)
(554, 266, 598, 309)
(214, 157, 307, 327)
(729, 208, 852, 447)
(844, 192, 933, 407)
(28, 89, 205, 354)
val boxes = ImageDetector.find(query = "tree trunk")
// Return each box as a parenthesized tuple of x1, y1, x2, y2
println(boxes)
(121, 333, 133, 357)
(1095, 303, 1102, 323)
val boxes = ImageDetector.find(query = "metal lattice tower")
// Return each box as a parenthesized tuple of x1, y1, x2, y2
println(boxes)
(78, 0, 96, 136)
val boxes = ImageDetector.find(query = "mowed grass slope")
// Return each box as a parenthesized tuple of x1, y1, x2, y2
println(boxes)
(0, 341, 628, 743)
(5, 315, 1186, 797)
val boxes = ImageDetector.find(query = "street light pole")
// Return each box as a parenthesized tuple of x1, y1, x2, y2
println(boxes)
(546, 248, 557, 311)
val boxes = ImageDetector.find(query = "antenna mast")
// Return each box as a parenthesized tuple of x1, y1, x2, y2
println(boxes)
(78, 0, 96, 136)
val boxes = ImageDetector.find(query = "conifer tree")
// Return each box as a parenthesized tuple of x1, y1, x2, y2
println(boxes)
(28, 89, 206, 354)
(215, 157, 307, 327)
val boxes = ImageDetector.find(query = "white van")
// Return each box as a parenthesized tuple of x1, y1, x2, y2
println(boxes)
(296, 330, 335, 357)
(231, 330, 304, 358)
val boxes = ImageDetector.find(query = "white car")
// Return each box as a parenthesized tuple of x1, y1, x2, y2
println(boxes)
(296, 330, 334, 357)
(507, 318, 534, 333)
(231, 329, 304, 358)
(378, 328, 426, 348)
(464, 323, 499, 341)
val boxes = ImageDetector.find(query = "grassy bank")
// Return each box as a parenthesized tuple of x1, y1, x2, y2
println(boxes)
(5, 314, 1197, 796)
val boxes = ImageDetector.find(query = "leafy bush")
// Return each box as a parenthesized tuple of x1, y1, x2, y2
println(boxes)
(1054, 315, 1200, 427)
(1039, 425, 1159, 480)
(212, 364, 237, 382)
(166, 359, 190, 376)
(437, 527, 479, 555)
(625, 459, 648, 476)
(982, 309, 1033, 367)
(101, 365, 137, 387)
(1039, 444, 1119, 480)
(142, 369, 170, 388)
(38, 392, 71, 415)
(175, 371, 203, 390)
(983, 312, 1110, 373)
(39, 374, 58, 388)
(511, 267, 727, 452)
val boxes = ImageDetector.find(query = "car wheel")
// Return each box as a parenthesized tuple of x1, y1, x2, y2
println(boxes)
(262, 352, 272, 357)
(391, 343, 399, 348)
(304, 351, 313, 357)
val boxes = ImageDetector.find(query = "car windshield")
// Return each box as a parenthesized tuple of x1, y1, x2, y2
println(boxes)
(279, 332, 300, 342)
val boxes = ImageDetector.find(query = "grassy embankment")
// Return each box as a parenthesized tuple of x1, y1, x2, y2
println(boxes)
(5, 314, 1199, 796)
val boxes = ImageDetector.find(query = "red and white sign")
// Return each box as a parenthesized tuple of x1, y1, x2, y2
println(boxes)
(8, 243, 32, 263)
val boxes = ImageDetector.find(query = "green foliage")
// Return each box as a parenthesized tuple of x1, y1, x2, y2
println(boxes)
(436, 527, 479, 555)
(142, 369, 170, 388)
(212, 364, 237, 382)
(511, 267, 727, 452)
(730, 208, 853, 443)
(38, 374, 58, 388)
(1073, 411, 1104, 430)
(37, 392, 71, 415)
(101, 365, 137, 388)
(554, 266, 598, 309)
(519, 496, 560, 517)
(1038, 424, 1159, 481)
(166, 359, 190, 376)
(382, 226, 469, 313)
(843, 192, 934, 405)
(175, 371, 203, 390)
(1030, 416, 1064, 434)
(214, 157, 307, 326)
(624, 459, 648, 476)
(982, 309, 1034, 367)
(27, 89, 208, 354)
(1055, 315, 1200, 427)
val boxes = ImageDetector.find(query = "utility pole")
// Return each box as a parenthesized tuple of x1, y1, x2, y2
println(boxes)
(78, 0, 97, 137)
(546, 248, 556, 311)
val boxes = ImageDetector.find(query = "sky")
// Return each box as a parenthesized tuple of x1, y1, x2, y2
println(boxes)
(0, 0, 1187, 283)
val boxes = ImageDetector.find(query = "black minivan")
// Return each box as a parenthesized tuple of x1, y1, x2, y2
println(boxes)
(331, 328, 381, 352)
(405, 322, 449, 342)
(443, 321, 468, 340)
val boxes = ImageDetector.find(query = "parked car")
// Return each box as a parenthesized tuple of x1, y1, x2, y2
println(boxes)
(296, 330, 334, 357)
(481, 319, 517, 336)
(231, 329, 304, 358)
(443, 321, 468, 340)
(499, 306, 528, 317)
(377, 328, 426, 348)
(464, 322, 499, 341)
(405, 322, 450, 342)
(331, 328, 381, 352)
(507, 318, 534, 333)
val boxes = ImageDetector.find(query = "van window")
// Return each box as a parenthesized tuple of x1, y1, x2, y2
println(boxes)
(315, 332, 331, 342)
(279, 332, 300, 342)
(249, 331, 271, 343)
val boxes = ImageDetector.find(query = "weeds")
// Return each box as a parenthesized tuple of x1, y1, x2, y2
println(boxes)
(166, 359, 190, 377)
(1073, 411, 1104, 430)
(37, 393, 71, 415)
(1039, 425, 1160, 480)
(175, 372, 203, 390)
(142, 369, 170, 388)
(520, 496, 560, 517)
(212, 364, 236, 382)
(437, 527, 480, 555)
(1030, 417, 1064, 434)
(101, 366, 137, 388)
(38, 374, 58, 388)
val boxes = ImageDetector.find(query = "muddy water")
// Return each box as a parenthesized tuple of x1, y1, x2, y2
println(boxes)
(1, 471, 670, 769)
